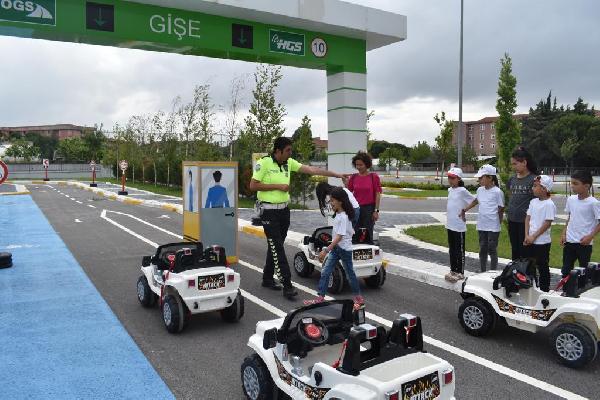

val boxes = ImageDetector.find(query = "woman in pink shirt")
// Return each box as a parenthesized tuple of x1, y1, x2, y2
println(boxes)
(346, 151, 382, 243)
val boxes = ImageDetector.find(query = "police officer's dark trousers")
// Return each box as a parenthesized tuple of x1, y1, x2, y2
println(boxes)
(261, 208, 292, 287)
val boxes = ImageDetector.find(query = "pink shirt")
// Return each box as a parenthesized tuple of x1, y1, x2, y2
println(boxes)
(348, 173, 382, 206)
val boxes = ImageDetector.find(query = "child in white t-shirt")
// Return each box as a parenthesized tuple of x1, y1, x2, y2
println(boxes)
(524, 175, 556, 291)
(304, 187, 363, 309)
(560, 170, 600, 277)
(461, 164, 505, 272)
(445, 167, 475, 282)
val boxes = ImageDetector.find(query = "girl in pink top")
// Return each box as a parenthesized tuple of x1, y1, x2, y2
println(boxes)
(346, 151, 382, 243)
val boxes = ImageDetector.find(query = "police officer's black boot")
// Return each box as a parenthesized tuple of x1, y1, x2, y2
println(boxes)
(262, 279, 283, 290)
(283, 285, 298, 299)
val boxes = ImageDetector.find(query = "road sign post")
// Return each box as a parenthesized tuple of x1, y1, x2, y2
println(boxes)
(90, 161, 97, 187)
(119, 160, 128, 195)
(0, 160, 8, 185)
(43, 159, 49, 181)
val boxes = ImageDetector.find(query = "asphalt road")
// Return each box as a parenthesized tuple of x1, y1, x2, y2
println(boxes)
(27, 184, 599, 400)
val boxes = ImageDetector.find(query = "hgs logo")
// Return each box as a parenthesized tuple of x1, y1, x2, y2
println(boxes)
(0, 1, 53, 19)
(271, 34, 302, 53)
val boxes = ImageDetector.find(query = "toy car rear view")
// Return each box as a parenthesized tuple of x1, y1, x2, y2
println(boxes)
(459, 259, 600, 368)
(293, 226, 386, 294)
(241, 299, 455, 400)
(136, 241, 244, 333)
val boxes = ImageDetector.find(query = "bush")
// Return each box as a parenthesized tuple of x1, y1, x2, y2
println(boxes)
(381, 180, 478, 192)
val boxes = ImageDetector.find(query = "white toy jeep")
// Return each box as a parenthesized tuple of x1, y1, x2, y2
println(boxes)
(136, 241, 244, 333)
(459, 260, 600, 368)
(293, 226, 386, 294)
(241, 300, 456, 400)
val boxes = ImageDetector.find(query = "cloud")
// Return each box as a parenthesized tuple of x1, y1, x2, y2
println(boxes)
(0, 0, 598, 148)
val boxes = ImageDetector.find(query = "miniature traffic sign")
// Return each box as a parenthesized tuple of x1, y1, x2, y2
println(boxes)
(0, 160, 8, 185)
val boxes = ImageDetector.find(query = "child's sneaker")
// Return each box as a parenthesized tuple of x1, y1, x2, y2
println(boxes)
(353, 295, 365, 310)
(455, 272, 465, 280)
(303, 295, 325, 306)
(445, 272, 458, 283)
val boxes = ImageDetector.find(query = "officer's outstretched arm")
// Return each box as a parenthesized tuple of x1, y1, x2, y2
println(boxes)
(298, 165, 344, 179)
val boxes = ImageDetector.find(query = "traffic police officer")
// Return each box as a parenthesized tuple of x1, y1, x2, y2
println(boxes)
(250, 137, 345, 299)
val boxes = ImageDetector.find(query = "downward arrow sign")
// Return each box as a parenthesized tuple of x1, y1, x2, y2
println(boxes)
(94, 8, 105, 26)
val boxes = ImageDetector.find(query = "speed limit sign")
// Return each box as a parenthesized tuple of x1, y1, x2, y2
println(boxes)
(119, 160, 128, 171)
(0, 160, 8, 184)
(42, 159, 49, 169)
(311, 38, 327, 58)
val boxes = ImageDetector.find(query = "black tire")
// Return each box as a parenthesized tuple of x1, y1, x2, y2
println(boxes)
(293, 251, 313, 277)
(365, 265, 386, 288)
(221, 291, 245, 322)
(327, 263, 345, 294)
(162, 294, 185, 333)
(458, 297, 497, 337)
(241, 353, 274, 400)
(136, 276, 157, 307)
(551, 323, 598, 368)
(0, 252, 12, 269)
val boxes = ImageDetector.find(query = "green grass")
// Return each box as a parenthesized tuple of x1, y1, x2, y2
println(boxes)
(405, 224, 600, 268)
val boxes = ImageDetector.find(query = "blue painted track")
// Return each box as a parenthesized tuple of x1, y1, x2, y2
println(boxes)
(0, 195, 174, 399)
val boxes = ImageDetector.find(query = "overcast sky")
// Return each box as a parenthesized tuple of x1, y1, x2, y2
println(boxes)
(0, 0, 598, 146)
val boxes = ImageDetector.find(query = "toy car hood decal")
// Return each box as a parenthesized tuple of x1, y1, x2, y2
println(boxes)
(274, 356, 330, 400)
(492, 294, 557, 321)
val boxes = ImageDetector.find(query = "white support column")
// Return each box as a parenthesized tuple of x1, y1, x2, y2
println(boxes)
(326, 71, 367, 181)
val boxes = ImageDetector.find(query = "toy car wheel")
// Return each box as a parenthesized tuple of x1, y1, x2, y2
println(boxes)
(327, 263, 345, 294)
(365, 265, 386, 288)
(241, 354, 273, 400)
(293, 252, 313, 277)
(162, 294, 185, 333)
(136, 276, 157, 307)
(551, 323, 598, 368)
(221, 290, 245, 322)
(458, 298, 496, 337)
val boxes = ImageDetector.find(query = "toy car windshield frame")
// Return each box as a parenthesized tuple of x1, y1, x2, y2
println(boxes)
(276, 300, 354, 344)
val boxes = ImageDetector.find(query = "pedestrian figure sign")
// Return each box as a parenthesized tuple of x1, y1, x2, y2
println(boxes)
(120, 160, 128, 171)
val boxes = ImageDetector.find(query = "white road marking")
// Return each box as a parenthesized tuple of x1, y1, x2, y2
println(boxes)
(158, 215, 171, 219)
(76, 201, 83, 204)
(103, 210, 182, 239)
(75, 219, 82, 223)
(88, 205, 96, 208)
(100, 212, 588, 400)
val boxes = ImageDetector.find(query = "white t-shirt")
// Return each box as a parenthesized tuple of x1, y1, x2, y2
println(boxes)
(344, 188, 360, 209)
(446, 187, 475, 232)
(332, 211, 354, 251)
(526, 198, 556, 244)
(476, 186, 505, 232)
(565, 195, 600, 244)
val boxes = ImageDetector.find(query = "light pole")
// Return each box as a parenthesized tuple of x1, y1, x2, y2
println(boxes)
(457, 0, 464, 167)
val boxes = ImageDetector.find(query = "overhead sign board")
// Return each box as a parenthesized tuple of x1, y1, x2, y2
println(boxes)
(232, 23, 252, 49)
(0, 0, 56, 26)
(86, 2, 114, 32)
(269, 29, 305, 56)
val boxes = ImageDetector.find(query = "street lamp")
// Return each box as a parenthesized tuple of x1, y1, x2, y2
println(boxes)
(457, 0, 464, 167)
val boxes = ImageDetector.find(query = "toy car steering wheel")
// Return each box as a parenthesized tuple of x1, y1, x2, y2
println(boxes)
(297, 317, 329, 346)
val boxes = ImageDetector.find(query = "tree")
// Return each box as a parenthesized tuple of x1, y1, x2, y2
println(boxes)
(290, 116, 316, 207)
(82, 124, 106, 162)
(222, 75, 246, 160)
(179, 85, 208, 158)
(495, 53, 521, 181)
(433, 111, 454, 184)
(408, 141, 432, 165)
(57, 137, 88, 162)
(238, 64, 286, 153)
(366, 110, 375, 152)
(378, 147, 403, 171)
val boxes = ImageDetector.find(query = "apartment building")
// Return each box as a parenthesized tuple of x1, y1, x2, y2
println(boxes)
(453, 114, 527, 156)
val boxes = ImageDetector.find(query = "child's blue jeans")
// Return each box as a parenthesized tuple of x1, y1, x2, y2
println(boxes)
(318, 246, 361, 296)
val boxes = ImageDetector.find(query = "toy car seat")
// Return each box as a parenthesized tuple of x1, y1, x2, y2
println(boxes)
(352, 227, 371, 244)
(587, 263, 600, 285)
(493, 259, 536, 297)
(203, 245, 227, 267)
(172, 248, 198, 273)
(311, 227, 333, 250)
